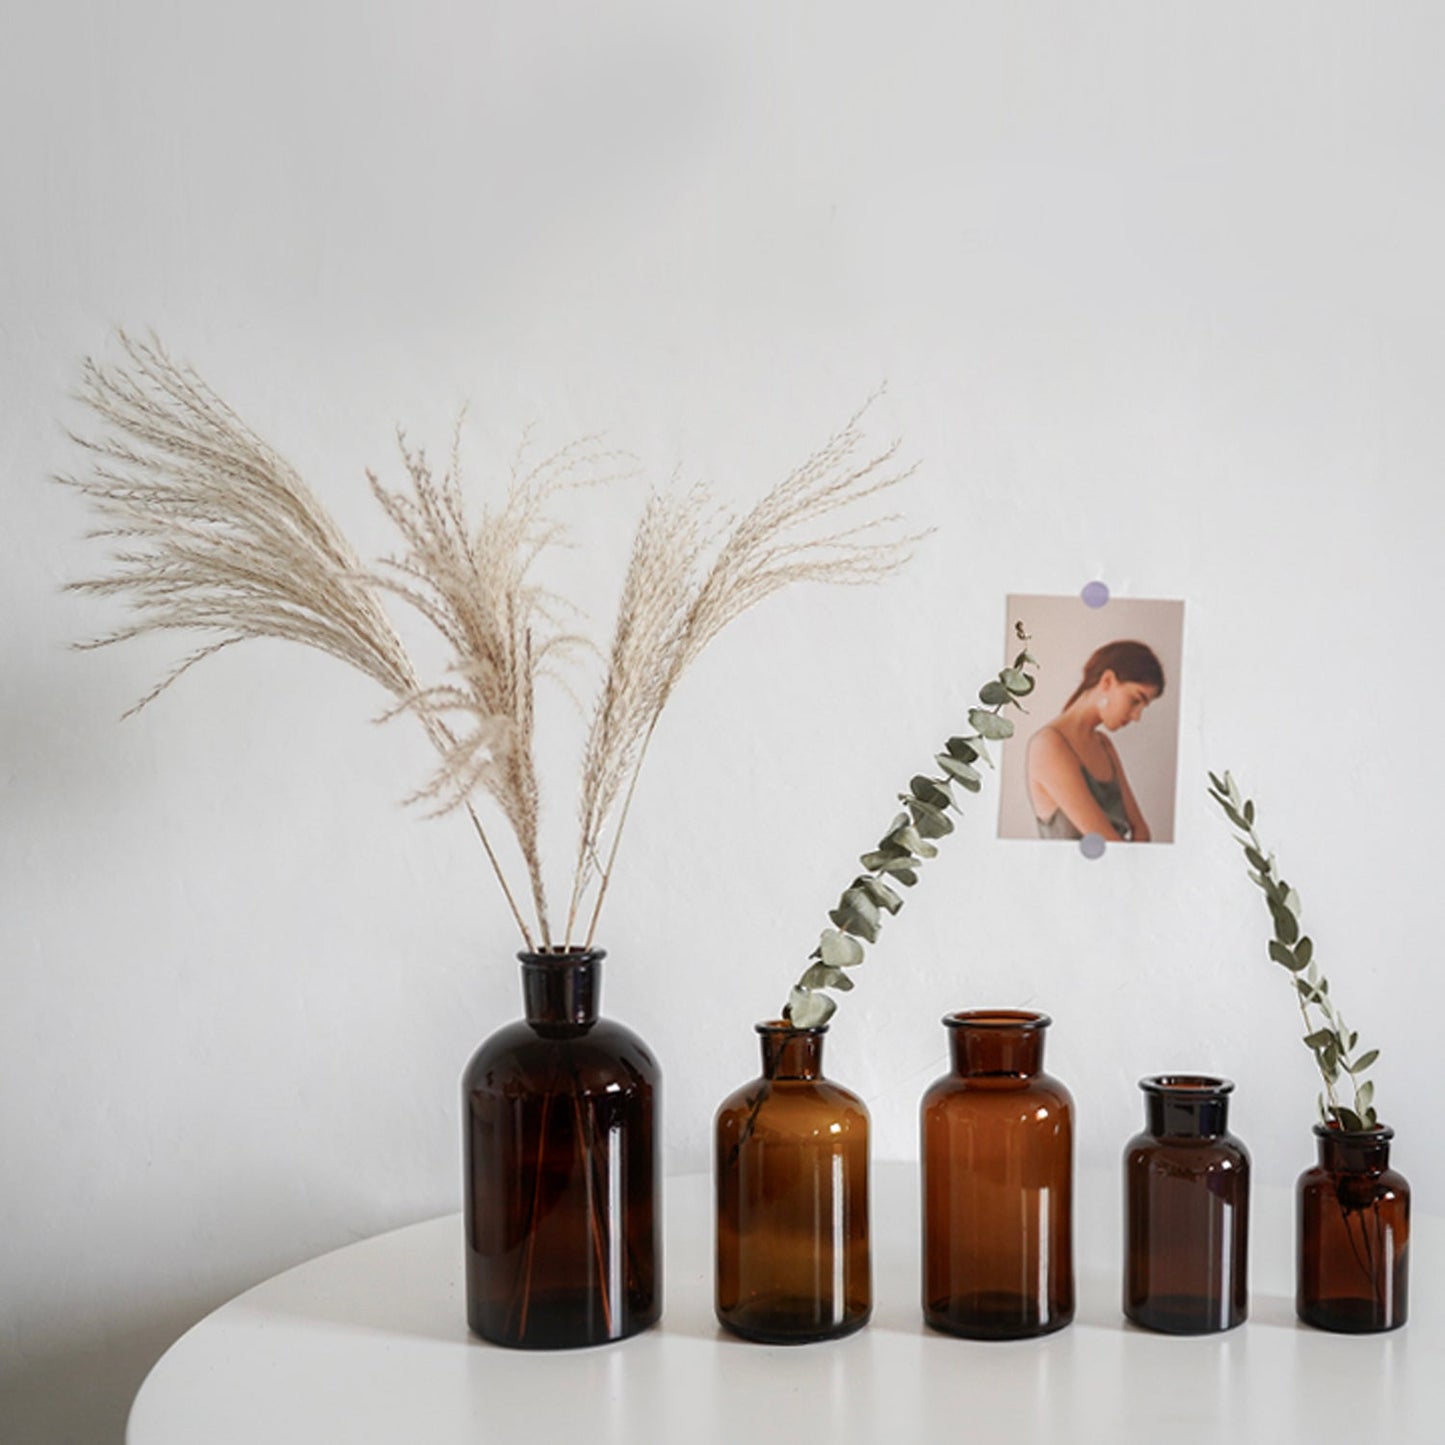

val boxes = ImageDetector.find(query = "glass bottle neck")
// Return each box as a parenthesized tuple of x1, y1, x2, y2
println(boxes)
(758, 1023, 826, 1080)
(1140, 1076, 1232, 1138)
(1316, 1124, 1393, 1174)
(946, 1011, 1049, 1077)
(521, 950, 603, 1030)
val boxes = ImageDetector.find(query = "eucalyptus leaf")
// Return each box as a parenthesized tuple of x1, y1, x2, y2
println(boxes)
(800, 962, 855, 992)
(1335, 1105, 1365, 1132)
(788, 987, 836, 1029)
(1001, 667, 1035, 696)
(839, 888, 880, 928)
(1351, 1048, 1380, 1072)
(910, 775, 953, 810)
(1295, 936, 1313, 969)
(853, 876, 903, 914)
(1268, 898, 1299, 945)
(828, 910, 879, 945)
(936, 754, 983, 789)
(978, 680, 1010, 707)
(969, 709, 1015, 740)
(1358, 1080, 1374, 1111)
(1220, 801, 1249, 831)
(907, 798, 955, 838)
(819, 928, 865, 969)
(1268, 940, 1299, 971)
(944, 737, 979, 764)
(866, 853, 922, 880)
(1303, 1029, 1334, 1049)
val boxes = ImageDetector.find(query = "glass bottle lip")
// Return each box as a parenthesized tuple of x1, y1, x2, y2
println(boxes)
(518, 947, 607, 966)
(943, 1008, 1052, 1031)
(1138, 1074, 1234, 1097)
(1313, 1121, 1394, 1143)
(755, 1018, 829, 1037)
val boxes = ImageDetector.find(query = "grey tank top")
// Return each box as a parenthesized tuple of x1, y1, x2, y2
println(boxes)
(1034, 731, 1133, 840)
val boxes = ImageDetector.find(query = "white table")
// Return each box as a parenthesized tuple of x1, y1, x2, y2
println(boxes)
(128, 1164, 1442, 1444)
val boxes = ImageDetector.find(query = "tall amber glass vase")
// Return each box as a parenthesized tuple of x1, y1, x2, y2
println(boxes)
(715, 1022, 871, 1343)
(1297, 1124, 1409, 1332)
(463, 949, 661, 1349)
(1123, 1075, 1249, 1334)
(921, 1010, 1074, 1339)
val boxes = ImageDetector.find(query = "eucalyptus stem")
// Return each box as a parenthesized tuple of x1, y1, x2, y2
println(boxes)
(784, 623, 1039, 1027)
(1207, 771, 1381, 1130)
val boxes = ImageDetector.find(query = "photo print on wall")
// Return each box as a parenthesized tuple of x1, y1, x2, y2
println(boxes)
(999, 593, 1184, 845)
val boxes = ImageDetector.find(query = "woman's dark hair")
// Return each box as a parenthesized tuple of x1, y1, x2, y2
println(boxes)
(1064, 640, 1165, 710)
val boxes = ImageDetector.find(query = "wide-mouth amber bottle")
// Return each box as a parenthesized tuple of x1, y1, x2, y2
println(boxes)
(921, 1009, 1074, 1339)
(1297, 1123, 1409, 1332)
(715, 1021, 871, 1343)
(1124, 1074, 1249, 1334)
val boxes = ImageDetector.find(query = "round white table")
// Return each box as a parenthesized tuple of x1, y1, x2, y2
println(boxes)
(129, 1164, 1441, 1444)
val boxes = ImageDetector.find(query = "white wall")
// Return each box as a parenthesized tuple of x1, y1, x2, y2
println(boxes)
(4, 3, 1444, 1440)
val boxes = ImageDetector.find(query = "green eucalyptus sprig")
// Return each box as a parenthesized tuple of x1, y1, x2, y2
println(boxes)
(784, 623, 1038, 1028)
(1207, 770, 1381, 1131)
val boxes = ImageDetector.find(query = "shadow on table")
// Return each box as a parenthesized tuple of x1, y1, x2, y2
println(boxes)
(0, 1305, 207, 1445)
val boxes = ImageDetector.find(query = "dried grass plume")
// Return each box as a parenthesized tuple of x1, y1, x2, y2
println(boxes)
(61, 335, 921, 950)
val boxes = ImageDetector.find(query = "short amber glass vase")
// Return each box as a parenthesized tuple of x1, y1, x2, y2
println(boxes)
(1123, 1075, 1250, 1334)
(462, 949, 661, 1349)
(714, 1022, 871, 1343)
(921, 1010, 1074, 1339)
(1297, 1124, 1409, 1332)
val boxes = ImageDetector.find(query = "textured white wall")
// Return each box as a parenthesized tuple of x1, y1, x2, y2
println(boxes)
(5, 3, 1444, 1441)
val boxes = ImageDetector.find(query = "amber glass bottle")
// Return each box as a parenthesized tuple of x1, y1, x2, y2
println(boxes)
(463, 950, 661, 1349)
(921, 1010, 1074, 1339)
(1297, 1124, 1409, 1332)
(715, 1022, 870, 1343)
(1123, 1075, 1249, 1334)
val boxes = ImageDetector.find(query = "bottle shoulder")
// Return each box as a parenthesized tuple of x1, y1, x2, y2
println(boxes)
(462, 1014, 660, 1091)
(715, 1076, 869, 1136)
(1125, 1132, 1250, 1170)
(922, 1071, 1073, 1109)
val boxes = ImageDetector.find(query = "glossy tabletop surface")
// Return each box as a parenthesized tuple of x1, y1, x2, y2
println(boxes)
(129, 1163, 1442, 1445)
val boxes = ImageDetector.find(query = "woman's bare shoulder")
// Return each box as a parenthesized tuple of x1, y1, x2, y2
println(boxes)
(1028, 724, 1069, 756)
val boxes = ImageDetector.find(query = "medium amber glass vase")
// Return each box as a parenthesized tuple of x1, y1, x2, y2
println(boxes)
(1297, 1124, 1409, 1332)
(921, 1010, 1074, 1339)
(714, 1022, 871, 1343)
(462, 949, 661, 1349)
(1123, 1075, 1249, 1334)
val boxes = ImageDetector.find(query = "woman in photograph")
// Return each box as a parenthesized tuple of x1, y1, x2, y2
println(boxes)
(1027, 639, 1164, 842)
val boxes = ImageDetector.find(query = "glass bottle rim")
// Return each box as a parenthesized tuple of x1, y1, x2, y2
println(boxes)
(1138, 1073, 1234, 1097)
(755, 1018, 829, 1037)
(518, 947, 607, 966)
(942, 1008, 1051, 1031)
(1313, 1120, 1394, 1142)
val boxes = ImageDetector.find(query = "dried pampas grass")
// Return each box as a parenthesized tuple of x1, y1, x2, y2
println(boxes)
(62, 334, 920, 951)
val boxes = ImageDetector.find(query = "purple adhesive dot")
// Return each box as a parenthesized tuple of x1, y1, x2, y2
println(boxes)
(1080, 833, 1107, 860)
(1081, 580, 1110, 609)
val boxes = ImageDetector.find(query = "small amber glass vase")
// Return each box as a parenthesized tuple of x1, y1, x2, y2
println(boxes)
(1124, 1075, 1250, 1334)
(1297, 1124, 1409, 1332)
(714, 1022, 871, 1343)
(462, 949, 661, 1349)
(921, 1010, 1074, 1339)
